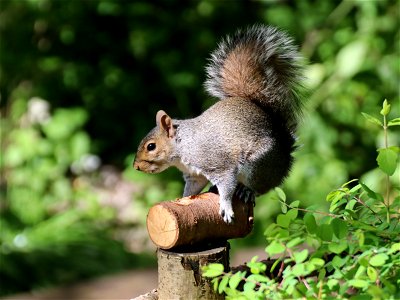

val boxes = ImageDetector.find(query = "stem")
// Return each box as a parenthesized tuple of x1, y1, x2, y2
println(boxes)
(355, 196, 383, 223)
(285, 248, 318, 298)
(281, 202, 339, 218)
(383, 114, 390, 223)
(277, 260, 285, 278)
(300, 276, 318, 298)
(383, 115, 388, 149)
(317, 280, 323, 300)
(385, 174, 390, 223)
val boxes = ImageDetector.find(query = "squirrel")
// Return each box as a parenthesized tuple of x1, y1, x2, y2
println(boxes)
(133, 25, 305, 223)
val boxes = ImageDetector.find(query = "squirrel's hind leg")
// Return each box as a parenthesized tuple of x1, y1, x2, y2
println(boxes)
(182, 174, 208, 197)
(210, 173, 238, 224)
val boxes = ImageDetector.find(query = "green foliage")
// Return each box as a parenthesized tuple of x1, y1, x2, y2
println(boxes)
(0, 97, 155, 296)
(1, 0, 399, 296)
(203, 100, 400, 299)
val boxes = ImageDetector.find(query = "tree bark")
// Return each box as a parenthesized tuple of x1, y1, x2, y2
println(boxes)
(146, 192, 254, 249)
(157, 243, 229, 300)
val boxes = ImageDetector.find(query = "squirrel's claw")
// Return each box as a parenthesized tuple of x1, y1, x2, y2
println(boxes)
(235, 184, 255, 205)
(219, 205, 234, 224)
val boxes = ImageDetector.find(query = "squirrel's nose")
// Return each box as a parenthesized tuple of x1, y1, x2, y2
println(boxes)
(133, 161, 140, 171)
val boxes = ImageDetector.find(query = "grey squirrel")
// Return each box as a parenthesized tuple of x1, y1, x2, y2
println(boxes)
(133, 25, 305, 223)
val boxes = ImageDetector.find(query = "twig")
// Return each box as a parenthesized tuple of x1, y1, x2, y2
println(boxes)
(300, 276, 318, 298)
(282, 202, 339, 218)
(355, 196, 383, 223)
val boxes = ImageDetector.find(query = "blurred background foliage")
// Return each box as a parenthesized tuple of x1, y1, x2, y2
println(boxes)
(0, 0, 399, 296)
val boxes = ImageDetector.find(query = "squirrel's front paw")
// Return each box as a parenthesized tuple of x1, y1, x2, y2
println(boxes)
(219, 205, 234, 224)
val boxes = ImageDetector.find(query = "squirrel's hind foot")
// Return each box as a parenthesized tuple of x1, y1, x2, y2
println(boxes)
(235, 184, 256, 206)
(219, 205, 235, 224)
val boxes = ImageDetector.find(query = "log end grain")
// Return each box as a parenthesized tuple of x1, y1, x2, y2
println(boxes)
(147, 204, 179, 249)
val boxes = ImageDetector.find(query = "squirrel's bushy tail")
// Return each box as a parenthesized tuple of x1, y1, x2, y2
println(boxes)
(204, 25, 304, 128)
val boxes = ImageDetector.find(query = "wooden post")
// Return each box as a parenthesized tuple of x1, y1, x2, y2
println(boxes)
(136, 192, 254, 299)
(157, 243, 229, 300)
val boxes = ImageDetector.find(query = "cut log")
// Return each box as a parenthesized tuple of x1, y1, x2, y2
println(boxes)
(157, 243, 229, 300)
(146, 192, 254, 249)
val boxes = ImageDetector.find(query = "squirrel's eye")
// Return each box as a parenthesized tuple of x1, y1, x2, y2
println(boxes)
(147, 143, 156, 151)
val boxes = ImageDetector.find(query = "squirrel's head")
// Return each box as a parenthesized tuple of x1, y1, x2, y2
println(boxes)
(133, 110, 177, 174)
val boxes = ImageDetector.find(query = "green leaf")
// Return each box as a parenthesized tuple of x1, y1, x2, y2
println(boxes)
(270, 258, 281, 274)
(354, 265, 366, 279)
(367, 266, 378, 282)
(380, 99, 391, 116)
(349, 183, 362, 194)
(212, 277, 220, 292)
(286, 208, 298, 221)
(336, 40, 368, 78)
(243, 280, 256, 292)
(286, 237, 303, 248)
(358, 256, 369, 267)
(377, 148, 398, 175)
(250, 255, 258, 263)
(390, 242, 400, 253)
(355, 230, 365, 247)
(327, 279, 339, 289)
(277, 214, 291, 228)
(361, 112, 383, 126)
(294, 249, 308, 263)
(43, 108, 87, 140)
(275, 187, 286, 202)
(360, 182, 384, 202)
(369, 253, 389, 267)
(310, 258, 325, 268)
(291, 263, 307, 276)
(280, 202, 288, 214)
(229, 271, 243, 289)
(304, 213, 317, 234)
(349, 279, 368, 288)
(247, 274, 269, 283)
(317, 224, 333, 241)
(264, 223, 278, 237)
(202, 263, 224, 277)
(277, 228, 289, 239)
(332, 255, 346, 268)
(329, 198, 347, 212)
(328, 241, 348, 254)
(246, 257, 266, 274)
(341, 178, 359, 188)
(331, 218, 348, 239)
(218, 275, 229, 294)
(318, 268, 326, 281)
(265, 240, 286, 256)
(70, 131, 91, 161)
(388, 117, 400, 127)
(345, 199, 357, 211)
(326, 190, 343, 204)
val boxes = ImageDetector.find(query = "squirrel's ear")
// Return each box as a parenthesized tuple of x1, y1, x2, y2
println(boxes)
(156, 110, 175, 138)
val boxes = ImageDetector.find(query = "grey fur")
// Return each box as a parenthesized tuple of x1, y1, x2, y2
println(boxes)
(134, 25, 306, 224)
